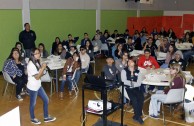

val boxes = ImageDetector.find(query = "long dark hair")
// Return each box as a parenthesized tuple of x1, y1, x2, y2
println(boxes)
(73, 52, 82, 69)
(127, 56, 138, 69)
(15, 42, 25, 52)
(7, 47, 22, 62)
(29, 48, 41, 71)
(85, 40, 93, 50)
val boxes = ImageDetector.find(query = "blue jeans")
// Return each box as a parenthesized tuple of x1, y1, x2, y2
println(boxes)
(28, 87, 49, 119)
(75, 70, 81, 84)
(60, 76, 73, 92)
(183, 50, 194, 62)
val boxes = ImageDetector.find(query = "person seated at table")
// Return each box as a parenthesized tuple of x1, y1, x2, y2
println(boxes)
(182, 32, 191, 43)
(81, 33, 90, 46)
(121, 56, 144, 124)
(69, 44, 77, 55)
(134, 33, 143, 50)
(51, 37, 61, 55)
(123, 37, 134, 53)
(167, 28, 176, 40)
(158, 37, 170, 53)
(138, 49, 160, 93)
(151, 28, 158, 37)
(3, 48, 28, 101)
(169, 50, 186, 71)
(15, 42, 26, 60)
(159, 27, 167, 37)
(138, 49, 160, 69)
(160, 44, 177, 68)
(140, 27, 148, 36)
(114, 43, 124, 59)
(149, 63, 185, 119)
(38, 43, 48, 58)
(183, 36, 194, 63)
(85, 40, 94, 61)
(92, 34, 102, 54)
(54, 42, 71, 59)
(59, 52, 81, 99)
(123, 29, 130, 39)
(111, 30, 119, 39)
(79, 46, 90, 73)
(143, 37, 158, 58)
(102, 56, 118, 81)
(115, 51, 128, 79)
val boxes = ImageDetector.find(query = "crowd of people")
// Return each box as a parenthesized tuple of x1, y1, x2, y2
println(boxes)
(2, 22, 194, 125)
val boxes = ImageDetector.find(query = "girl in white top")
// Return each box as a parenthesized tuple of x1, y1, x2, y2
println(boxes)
(27, 48, 56, 125)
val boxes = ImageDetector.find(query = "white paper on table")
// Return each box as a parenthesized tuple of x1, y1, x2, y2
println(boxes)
(0, 106, 20, 126)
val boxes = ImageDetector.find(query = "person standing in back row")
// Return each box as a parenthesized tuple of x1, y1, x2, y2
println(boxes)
(19, 23, 36, 58)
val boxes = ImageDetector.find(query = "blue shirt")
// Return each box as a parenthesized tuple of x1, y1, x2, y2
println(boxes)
(3, 59, 23, 78)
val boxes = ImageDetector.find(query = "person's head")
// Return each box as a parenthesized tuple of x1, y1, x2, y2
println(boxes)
(15, 42, 23, 51)
(114, 30, 118, 34)
(57, 43, 63, 52)
(169, 63, 186, 81)
(84, 33, 88, 39)
(117, 43, 123, 50)
(144, 49, 151, 59)
(69, 40, 74, 47)
(38, 43, 45, 53)
(24, 23, 30, 31)
(127, 37, 132, 44)
(106, 56, 114, 66)
(68, 34, 73, 40)
(185, 32, 190, 39)
(148, 37, 153, 44)
(127, 56, 137, 69)
(30, 48, 41, 61)
(96, 29, 100, 34)
(142, 27, 146, 32)
(80, 46, 86, 55)
(154, 34, 158, 40)
(104, 32, 109, 38)
(168, 44, 176, 53)
(121, 51, 129, 61)
(73, 52, 80, 62)
(125, 29, 129, 34)
(55, 37, 60, 43)
(161, 27, 165, 32)
(163, 37, 168, 44)
(174, 51, 183, 60)
(178, 38, 183, 43)
(8, 48, 21, 61)
(168, 28, 173, 33)
(86, 40, 92, 47)
(153, 28, 157, 32)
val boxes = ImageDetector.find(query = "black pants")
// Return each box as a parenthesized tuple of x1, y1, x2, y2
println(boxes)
(126, 87, 144, 119)
(12, 74, 28, 95)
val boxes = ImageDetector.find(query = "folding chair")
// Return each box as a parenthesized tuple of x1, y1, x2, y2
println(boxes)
(2, 71, 16, 100)
(159, 88, 185, 126)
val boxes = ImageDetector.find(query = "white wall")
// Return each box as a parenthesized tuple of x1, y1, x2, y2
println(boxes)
(164, 11, 194, 16)
(1, 0, 194, 11)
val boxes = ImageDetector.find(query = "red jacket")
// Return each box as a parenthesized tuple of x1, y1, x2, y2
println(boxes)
(138, 55, 160, 69)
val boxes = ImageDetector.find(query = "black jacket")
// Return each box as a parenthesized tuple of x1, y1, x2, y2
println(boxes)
(19, 30, 36, 49)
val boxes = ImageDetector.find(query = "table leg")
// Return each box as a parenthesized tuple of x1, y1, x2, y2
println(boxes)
(55, 69, 58, 92)
(102, 90, 107, 126)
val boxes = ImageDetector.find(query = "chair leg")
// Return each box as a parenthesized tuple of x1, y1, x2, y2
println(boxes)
(3, 82, 9, 96)
(162, 103, 166, 126)
(50, 80, 52, 97)
(9, 85, 15, 101)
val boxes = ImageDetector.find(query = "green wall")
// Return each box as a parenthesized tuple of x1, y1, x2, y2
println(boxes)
(0, 10, 22, 69)
(30, 10, 96, 53)
(140, 10, 163, 17)
(101, 10, 137, 34)
(0, 9, 163, 69)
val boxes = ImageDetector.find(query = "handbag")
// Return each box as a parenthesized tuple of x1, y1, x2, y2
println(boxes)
(41, 70, 51, 82)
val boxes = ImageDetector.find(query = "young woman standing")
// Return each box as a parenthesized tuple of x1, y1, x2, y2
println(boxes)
(27, 48, 56, 124)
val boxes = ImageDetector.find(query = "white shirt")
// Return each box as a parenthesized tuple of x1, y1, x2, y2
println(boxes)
(27, 61, 41, 91)
(80, 53, 90, 69)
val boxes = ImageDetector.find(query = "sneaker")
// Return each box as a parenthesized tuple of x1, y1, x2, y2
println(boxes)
(31, 118, 41, 125)
(149, 115, 159, 119)
(133, 117, 144, 124)
(16, 95, 23, 101)
(44, 116, 56, 123)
